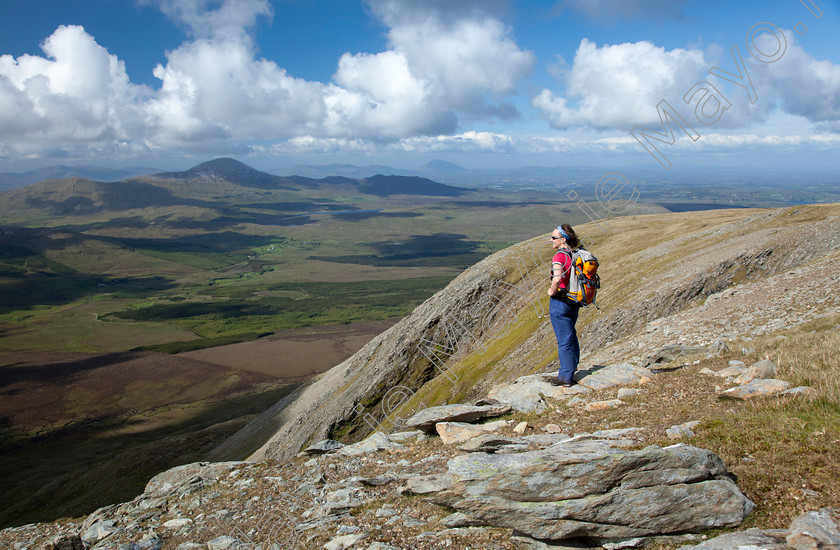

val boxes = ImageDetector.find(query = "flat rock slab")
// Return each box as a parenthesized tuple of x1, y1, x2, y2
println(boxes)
(541, 380, 593, 400)
(584, 399, 624, 412)
(416, 440, 755, 540)
(666, 421, 700, 440)
(302, 439, 345, 455)
(787, 507, 840, 549)
(720, 379, 791, 400)
(679, 527, 789, 549)
(405, 403, 511, 433)
(422, 441, 754, 542)
(782, 386, 817, 399)
(486, 364, 654, 414)
(642, 345, 708, 369)
(562, 427, 645, 447)
(403, 473, 454, 495)
(486, 378, 549, 413)
(337, 432, 406, 455)
(144, 461, 247, 498)
(522, 433, 572, 447)
(733, 359, 779, 385)
(574, 364, 654, 391)
(458, 434, 528, 453)
(435, 420, 513, 445)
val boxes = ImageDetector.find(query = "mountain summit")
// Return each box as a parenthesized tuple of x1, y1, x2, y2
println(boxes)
(156, 158, 295, 189)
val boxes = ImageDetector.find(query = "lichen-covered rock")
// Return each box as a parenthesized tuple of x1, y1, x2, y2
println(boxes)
(302, 439, 345, 455)
(337, 432, 406, 455)
(404, 403, 511, 433)
(787, 507, 840, 549)
(435, 420, 512, 445)
(679, 527, 789, 549)
(144, 461, 247, 498)
(666, 421, 701, 440)
(584, 399, 624, 411)
(733, 359, 779, 384)
(421, 441, 754, 542)
(457, 434, 528, 453)
(573, 364, 654, 391)
(486, 377, 548, 413)
(720, 379, 790, 400)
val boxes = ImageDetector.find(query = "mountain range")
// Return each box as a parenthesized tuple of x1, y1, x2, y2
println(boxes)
(4, 159, 839, 208)
(0, 164, 160, 191)
(0, 158, 472, 222)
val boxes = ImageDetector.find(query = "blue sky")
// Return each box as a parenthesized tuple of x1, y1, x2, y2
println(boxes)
(1, 0, 839, 173)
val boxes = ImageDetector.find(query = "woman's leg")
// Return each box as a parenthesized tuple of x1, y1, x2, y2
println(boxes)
(549, 300, 578, 384)
(569, 303, 580, 371)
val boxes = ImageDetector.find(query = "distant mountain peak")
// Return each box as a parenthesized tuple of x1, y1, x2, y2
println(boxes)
(423, 159, 467, 173)
(187, 158, 257, 175)
(359, 174, 471, 197)
(156, 158, 295, 190)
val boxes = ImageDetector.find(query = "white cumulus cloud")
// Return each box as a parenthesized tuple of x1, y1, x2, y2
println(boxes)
(531, 30, 840, 135)
(0, 0, 535, 159)
(142, 0, 273, 40)
(532, 38, 709, 131)
(749, 32, 840, 132)
(326, 0, 534, 137)
(147, 37, 327, 144)
(0, 25, 149, 145)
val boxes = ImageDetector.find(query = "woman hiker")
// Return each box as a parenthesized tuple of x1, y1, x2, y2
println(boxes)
(547, 224, 581, 387)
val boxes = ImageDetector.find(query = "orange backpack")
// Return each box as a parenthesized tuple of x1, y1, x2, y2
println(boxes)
(558, 248, 600, 306)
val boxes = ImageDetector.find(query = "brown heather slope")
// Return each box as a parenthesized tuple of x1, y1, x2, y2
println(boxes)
(0, 319, 397, 528)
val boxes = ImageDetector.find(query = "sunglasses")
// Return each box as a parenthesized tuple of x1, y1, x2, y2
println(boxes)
(549, 235, 563, 240)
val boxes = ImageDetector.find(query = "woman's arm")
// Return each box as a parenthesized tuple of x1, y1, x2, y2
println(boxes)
(548, 261, 564, 296)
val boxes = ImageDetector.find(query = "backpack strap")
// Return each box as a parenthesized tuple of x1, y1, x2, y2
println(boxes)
(552, 248, 575, 282)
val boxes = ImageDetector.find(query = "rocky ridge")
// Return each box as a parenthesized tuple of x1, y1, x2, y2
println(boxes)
(3, 204, 839, 549)
(211, 206, 840, 467)
(2, 349, 837, 549)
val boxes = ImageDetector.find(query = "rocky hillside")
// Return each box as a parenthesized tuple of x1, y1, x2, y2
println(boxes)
(2, 203, 839, 549)
(210, 204, 840, 465)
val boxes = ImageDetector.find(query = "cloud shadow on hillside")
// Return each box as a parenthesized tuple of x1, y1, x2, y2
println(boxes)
(0, 273, 176, 314)
(307, 232, 486, 268)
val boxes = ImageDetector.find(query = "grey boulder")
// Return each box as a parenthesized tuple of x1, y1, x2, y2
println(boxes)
(404, 403, 511, 433)
(733, 359, 779, 384)
(302, 439, 345, 455)
(679, 527, 789, 549)
(423, 441, 755, 542)
(787, 507, 840, 549)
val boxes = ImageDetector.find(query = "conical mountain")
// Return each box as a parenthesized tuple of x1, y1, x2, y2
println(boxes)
(156, 158, 296, 189)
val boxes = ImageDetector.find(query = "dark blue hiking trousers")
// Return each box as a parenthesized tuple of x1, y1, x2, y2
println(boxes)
(549, 297, 580, 384)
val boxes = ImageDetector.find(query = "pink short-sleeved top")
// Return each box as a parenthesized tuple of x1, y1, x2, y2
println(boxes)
(552, 250, 572, 291)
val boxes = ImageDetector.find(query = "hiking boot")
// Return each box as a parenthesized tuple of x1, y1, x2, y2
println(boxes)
(549, 376, 575, 387)
(549, 376, 574, 387)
